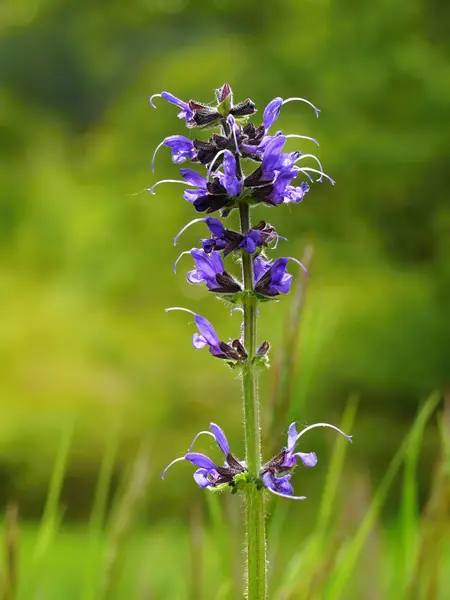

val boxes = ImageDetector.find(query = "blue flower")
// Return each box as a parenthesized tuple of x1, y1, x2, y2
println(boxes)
(150, 91, 195, 124)
(166, 307, 247, 360)
(180, 168, 208, 203)
(260, 421, 352, 500)
(174, 248, 241, 293)
(284, 183, 310, 204)
(263, 96, 320, 132)
(217, 150, 242, 197)
(162, 423, 245, 488)
(253, 255, 309, 297)
(151, 136, 197, 172)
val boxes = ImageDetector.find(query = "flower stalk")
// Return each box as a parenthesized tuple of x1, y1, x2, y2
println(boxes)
(239, 200, 267, 599)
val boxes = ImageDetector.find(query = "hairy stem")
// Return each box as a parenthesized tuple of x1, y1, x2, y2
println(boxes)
(239, 201, 267, 600)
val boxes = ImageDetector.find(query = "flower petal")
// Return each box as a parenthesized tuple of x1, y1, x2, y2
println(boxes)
(192, 333, 207, 349)
(193, 468, 215, 488)
(194, 314, 221, 347)
(263, 97, 283, 131)
(185, 452, 217, 470)
(205, 217, 225, 237)
(210, 423, 230, 456)
(262, 472, 306, 500)
(180, 168, 207, 189)
(296, 452, 318, 467)
(287, 422, 299, 451)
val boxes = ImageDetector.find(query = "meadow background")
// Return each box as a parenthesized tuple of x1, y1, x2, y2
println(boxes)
(0, 0, 449, 598)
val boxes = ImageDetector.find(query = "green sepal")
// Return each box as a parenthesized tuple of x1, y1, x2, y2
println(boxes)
(252, 354, 270, 369)
(214, 291, 243, 304)
(217, 94, 232, 117)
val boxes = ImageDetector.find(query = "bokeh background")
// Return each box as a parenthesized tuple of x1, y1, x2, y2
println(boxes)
(1, 0, 449, 598)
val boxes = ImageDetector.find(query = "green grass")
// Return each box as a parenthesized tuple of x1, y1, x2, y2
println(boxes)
(2, 394, 449, 600)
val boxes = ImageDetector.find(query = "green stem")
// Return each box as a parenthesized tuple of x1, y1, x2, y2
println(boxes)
(239, 201, 267, 600)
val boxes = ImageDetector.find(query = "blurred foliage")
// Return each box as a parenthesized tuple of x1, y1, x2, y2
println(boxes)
(0, 0, 449, 520)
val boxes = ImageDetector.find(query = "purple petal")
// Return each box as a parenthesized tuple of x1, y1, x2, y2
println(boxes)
(296, 452, 318, 467)
(205, 217, 225, 237)
(193, 314, 221, 347)
(180, 168, 207, 189)
(161, 91, 194, 121)
(253, 256, 272, 284)
(262, 472, 306, 500)
(263, 97, 283, 131)
(191, 249, 223, 280)
(242, 236, 257, 254)
(210, 423, 230, 456)
(284, 183, 310, 204)
(187, 269, 204, 285)
(270, 257, 289, 282)
(193, 468, 215, 488)
(287, 422, 298, 452)
(262, 135, 287, 176)
(185, 452, 217, 470)
(222, 150, 241, 196)
(192, 333, 207, 349)
(184, 188, 203, 203)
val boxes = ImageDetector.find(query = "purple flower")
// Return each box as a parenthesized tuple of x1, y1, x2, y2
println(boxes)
(267, 167, 300, 205)
(166, 308, 247, 360)
(217, 150, 242, 197)
(164, 136, 196, 164)
(162, 422, 245, 488)
(151, 136, 197, 172)
(149, 91, 195, 124)
(254, 255, 309, 297)
(260, 421, 352, 500)
(254, 257, 293, 296)
(180, 168, 208, 203)
(178, 169, 231, 214)
(263, 96, 320, 132)
(262, 472, 304, 499)
(239, 222, 279, 254)
(261, 135, 287, 179)
(187, 249, 226, 290)
(263, 98, 284, 131)
(174, 248, 241, 293)
(284, 183, 310, 204)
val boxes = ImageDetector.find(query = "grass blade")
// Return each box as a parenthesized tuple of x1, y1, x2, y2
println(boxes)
(325, 392, 441, 600)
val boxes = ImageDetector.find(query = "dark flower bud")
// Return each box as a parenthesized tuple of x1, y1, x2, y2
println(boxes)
(230, 98, 256, 117)
(193, 194, 231, 213)
(219, 341, 242, 361)
(193, 107, 222, 127)
(244, 165, 265, 188)
(215, 83, 232, 103)
(256, 340, 270, 356)
(213, 272, 242, 294)
(207, 178, 227, 195)
(193, 139, 218, 164)
(242, 123, 265, 146)
(231, 339, 248, 360)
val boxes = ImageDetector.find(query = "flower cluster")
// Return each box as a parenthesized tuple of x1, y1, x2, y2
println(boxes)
(151, 83, 331, 363)
(152, 84, 350, 502)
(162, 422, 352, 500)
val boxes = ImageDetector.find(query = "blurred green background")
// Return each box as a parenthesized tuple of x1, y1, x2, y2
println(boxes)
(0, 0, 449, 598)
